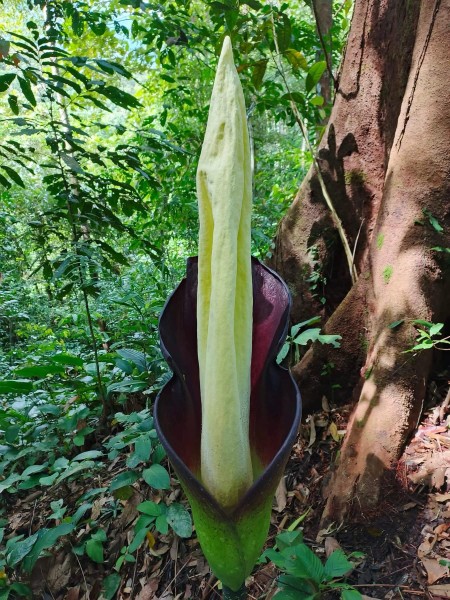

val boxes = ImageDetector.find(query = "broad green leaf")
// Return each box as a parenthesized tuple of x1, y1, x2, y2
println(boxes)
(8, 93, 19, 114)
(15, 364, 64, 378)
(252, 60, 267, 89)
(109, 470, 139, 492)
(107, 379, 147, 394)
(9, 583, 32, 597)
(0, 73, 16, 92)
(412, 319, 434, 328)
(102, 573, 121, 600)
(285, 544, 324, 583)
(1, 165, 25, 187)
(291, 317, 321, 337)
(55, 460, 96, 484)
(5, 425, 20, 443)
(429, 322, 444, 337)
(432, 246, 450, 254)
(0, 173, 11, 188)
(310, 95, 324, 106)
(95, 59, 132, 79)
(116, 348, 147, 372)
(274, 592, 315, 600)
(284, 48, 307, 71)
(86, 538, 104, 563)
(128, 526, 149, 554)
(155, 514, 169, 535)
(317, 334, 341, 348)
(21, 463, 48, 478)
(0, 380, 33, 394)
(275, 530, 303, 550)
(89, 21, 107, 36)
(17, 76, 36, 106)
(137, 501, 162, 517)
(293, 328, 321, 346)
(166, 503, 192, 538)
(71, 503, 92, 525)
(116, 358, 133, 374)
(134, 436, 151, 462)
(39, 473, 59, 486)
(60, 153, 84, 173)
(305, 61, 327, 93)
(341, 590, 363, 600)
(0, 473, 21, 493)
(7, 532, 39, 566)
(22, 523, 74, 571)
(276, 13, 292, 52)
(324, 549, 353, 579)
(276, 342, 290, 364)
(72, 450, 103, 462)
(96, 85, 141, 110)
(142, 464, 170, 490)
(51, 353, 84, 367)
(91, 529, 107, 542)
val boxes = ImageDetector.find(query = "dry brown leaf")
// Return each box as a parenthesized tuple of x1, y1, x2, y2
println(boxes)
(151, 544, 170, 556)
(116, 489, 142, 529)
(402, 502, 418, 510)
(47, 553, 73, 592)
(428, 584, 450, 598)
(170, 537, 178, 560)
(307, 415, 316, 447)
(435, 493, 450, 502)
(408, 451, 450, 488)
(275, 477, 287, 512)
(66, 587, 80, 600)
(435, 523, 450, 537)
(422, 556, 449, 585)
(324, 536, 342, 557)
(418, 533, 437, 558)
(136, 579, 159, 600)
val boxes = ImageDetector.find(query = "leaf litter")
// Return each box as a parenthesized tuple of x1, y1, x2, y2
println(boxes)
(2, 374, 450, 599)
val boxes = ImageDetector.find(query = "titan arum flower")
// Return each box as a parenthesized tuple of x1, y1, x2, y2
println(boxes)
(155, 37, 301, 597)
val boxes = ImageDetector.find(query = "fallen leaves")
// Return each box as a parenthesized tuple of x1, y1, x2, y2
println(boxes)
(421, 556, 449, 585)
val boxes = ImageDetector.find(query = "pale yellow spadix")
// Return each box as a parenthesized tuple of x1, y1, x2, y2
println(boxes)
(196, 36, 253, 509)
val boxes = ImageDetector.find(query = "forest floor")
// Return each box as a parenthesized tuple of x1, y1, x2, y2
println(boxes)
(6, 377, 450, 600)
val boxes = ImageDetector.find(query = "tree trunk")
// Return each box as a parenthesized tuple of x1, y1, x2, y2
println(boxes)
(312, 0, 333, 110)
(271, 0, 450, 522)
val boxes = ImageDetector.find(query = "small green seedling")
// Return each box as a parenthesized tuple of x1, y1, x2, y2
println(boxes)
(260, 530, 364, 600)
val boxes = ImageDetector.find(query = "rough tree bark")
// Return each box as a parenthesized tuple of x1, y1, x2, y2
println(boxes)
(312, 0, 333, 109)
(270, 0, 450, 522)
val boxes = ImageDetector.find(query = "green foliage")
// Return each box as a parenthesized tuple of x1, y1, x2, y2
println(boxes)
(278, 317, 342, 365)
(406, 320, 450, 353)
(260, 530, 364, 600)
(0, 0, 352, 592)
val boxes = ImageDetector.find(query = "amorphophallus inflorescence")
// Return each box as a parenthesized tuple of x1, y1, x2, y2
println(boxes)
(154, 37, 301, 598)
